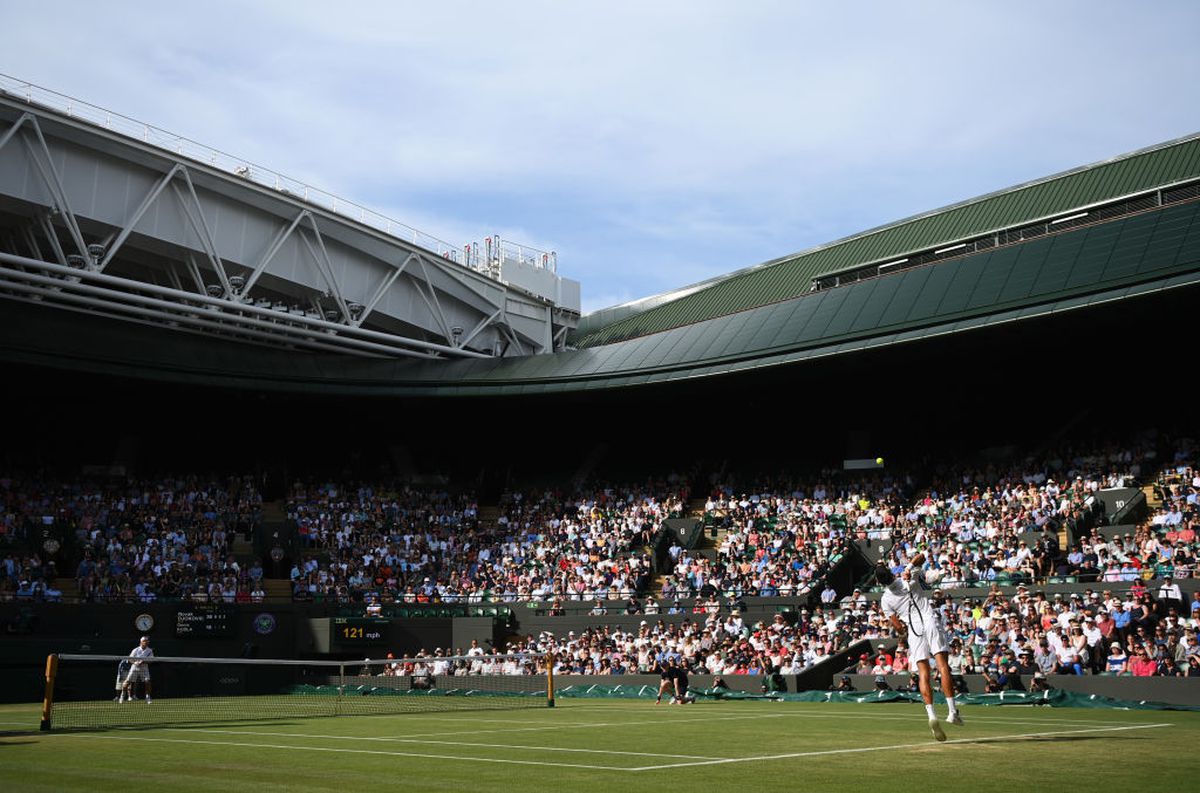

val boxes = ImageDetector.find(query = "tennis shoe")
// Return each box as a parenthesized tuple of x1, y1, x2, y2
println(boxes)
(929, 717, 946, 742)
(949, 713, 964, 726)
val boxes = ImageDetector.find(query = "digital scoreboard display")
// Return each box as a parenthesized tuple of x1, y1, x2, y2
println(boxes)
(175, 604, 235, 638)
(331, 617, 390, 646)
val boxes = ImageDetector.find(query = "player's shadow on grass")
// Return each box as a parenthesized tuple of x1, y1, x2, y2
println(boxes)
(0, 738, 39, 745)
(94, 719, 307, 733)
(171, 720, 303, 730)
(966, 735, 1152, 745)
(35, 720, 307, 736)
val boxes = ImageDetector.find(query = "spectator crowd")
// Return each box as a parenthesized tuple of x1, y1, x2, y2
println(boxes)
(1, 434, 1195, 631)
(848, 579, 1200, 684)
(286, 479, 686, 606)
(0, 473, 262, 603)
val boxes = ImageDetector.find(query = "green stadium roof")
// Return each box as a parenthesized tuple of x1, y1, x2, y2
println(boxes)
(4, 192, 1199, 395)
(572, 133, 1200, 347)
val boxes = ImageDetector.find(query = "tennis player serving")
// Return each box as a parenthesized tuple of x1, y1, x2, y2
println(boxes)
(877, 554, 961, 740)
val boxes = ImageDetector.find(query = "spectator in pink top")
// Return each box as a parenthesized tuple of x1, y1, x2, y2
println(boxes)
(1127, 646, 1158, 676)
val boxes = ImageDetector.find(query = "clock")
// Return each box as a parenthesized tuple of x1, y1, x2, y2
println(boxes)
(135, 613, 155, 632)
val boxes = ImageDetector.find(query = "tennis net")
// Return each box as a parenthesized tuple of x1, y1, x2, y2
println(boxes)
(41, 652, 554, 731)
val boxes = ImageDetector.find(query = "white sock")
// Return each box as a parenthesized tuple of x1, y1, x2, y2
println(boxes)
(925, 704, 937, 719)
(946, 696, 957, 716)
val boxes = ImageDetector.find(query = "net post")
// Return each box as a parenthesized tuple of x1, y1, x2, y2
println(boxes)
(338, 662, 345, 716)
(40, 654, 58, 731)
(545, 652, 555, 708)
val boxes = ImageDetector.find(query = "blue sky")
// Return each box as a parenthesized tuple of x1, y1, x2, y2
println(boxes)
(4, 1, 1199, 312)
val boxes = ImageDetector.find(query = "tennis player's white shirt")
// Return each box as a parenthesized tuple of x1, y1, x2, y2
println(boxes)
(126, 644, 153, 682)
(880, 579, 949, 668)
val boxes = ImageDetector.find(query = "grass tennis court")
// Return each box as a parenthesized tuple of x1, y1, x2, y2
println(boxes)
(1, 699, 1196, 792)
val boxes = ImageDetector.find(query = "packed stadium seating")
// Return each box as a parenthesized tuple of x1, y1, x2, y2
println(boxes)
(0, 474, 262, 603)
(286, 481, 684, 605)
(672, 471, 909, 600)
(2, 435, 1197, 681)
(515, 612, 842, 677)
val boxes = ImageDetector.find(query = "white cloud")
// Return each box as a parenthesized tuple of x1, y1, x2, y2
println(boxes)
(3, 1, 1199, 312)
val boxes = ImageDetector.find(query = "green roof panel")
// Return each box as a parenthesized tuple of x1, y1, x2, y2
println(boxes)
(878, 266, 932, 328)
(574, 134, 1200, 347)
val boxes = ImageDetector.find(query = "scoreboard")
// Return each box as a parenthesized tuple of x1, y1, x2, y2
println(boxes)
(175, 604, 235, 638)
(331, 617, 389, 646)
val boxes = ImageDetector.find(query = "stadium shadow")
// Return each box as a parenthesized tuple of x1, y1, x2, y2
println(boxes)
(171, 720, 302, 730)
(37, 719, 305, 735)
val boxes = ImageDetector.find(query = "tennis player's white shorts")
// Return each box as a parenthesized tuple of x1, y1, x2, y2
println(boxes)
(124, 664, 151, 683)
(907, 621, 950, 668)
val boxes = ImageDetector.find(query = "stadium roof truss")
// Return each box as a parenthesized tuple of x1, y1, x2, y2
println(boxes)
(1, 82, 1198, 396)
(0, 94, 579, 361)
(4, 185, 1197, 397)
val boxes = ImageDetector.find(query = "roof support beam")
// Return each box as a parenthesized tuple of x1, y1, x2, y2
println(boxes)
(97, 164, 184, 273)
(35, 214, 67, 266)
(355, 252, 415, 327)
(295, 215, 351, 325)
(7, 114, 89, 260)
(0, 250, 492, 359)
(410, 254, 454, 344)
(169, 174, 231, 296)
(241, 209, 306, 297)
(456, 307, 502, 350)
(0, 267, 436, 359)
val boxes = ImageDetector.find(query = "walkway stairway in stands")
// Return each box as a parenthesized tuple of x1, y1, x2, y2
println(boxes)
(645, 498, 714, 598)
(231, 534, 256, 568)
(55, 577, 81, 602)
(261, 578, 292, 601)
(477, 504, 501, 530)
(257, 499, 297, 580)
(261, 500, 287, 525)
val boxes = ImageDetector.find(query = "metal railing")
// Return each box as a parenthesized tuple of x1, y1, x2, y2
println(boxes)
(461, 236, 557, 276)
(811, 180, 1200, 293)
(0, 73, 557, 277)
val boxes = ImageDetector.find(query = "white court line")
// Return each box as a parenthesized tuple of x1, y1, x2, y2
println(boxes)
(167, 727, 725, 760)
(752, 711, 1144, 728)
(177, 707, 1148, 742)
(53, 721, 1172, 774)
(626, 723, 1172, 771)
(55, 733, 630, 772)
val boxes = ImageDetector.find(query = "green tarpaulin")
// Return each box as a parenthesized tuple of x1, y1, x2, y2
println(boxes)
(554, 684, 1200, 711)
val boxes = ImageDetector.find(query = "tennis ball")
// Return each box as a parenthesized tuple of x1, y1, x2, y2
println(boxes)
(875, 457, 884, 465)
